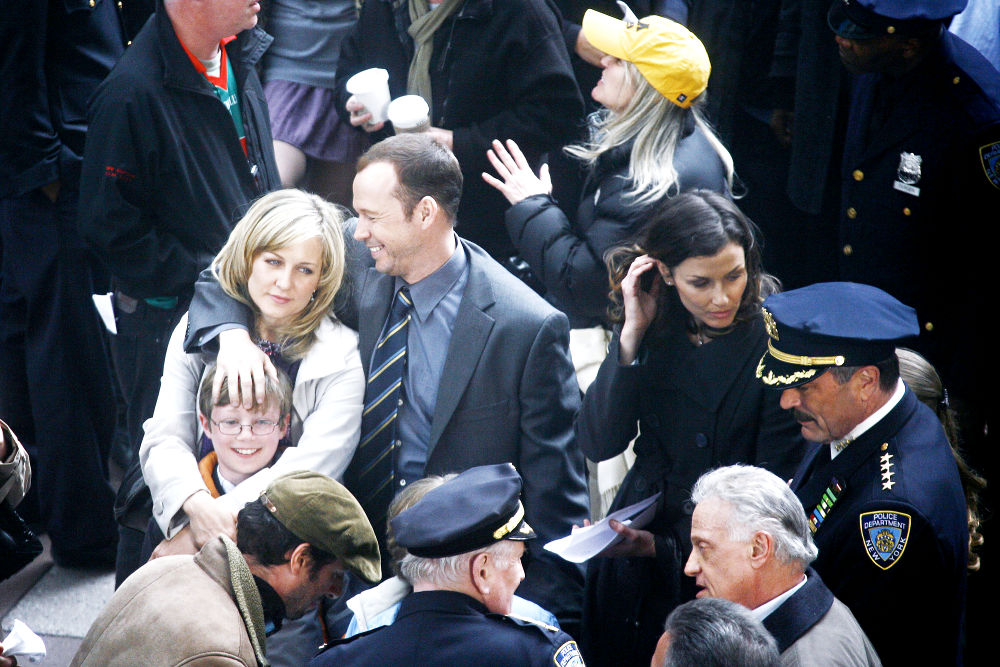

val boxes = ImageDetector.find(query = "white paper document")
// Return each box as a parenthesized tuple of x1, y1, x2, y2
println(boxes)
(544, 492, 661, 563)
(92, 292, 117, 334)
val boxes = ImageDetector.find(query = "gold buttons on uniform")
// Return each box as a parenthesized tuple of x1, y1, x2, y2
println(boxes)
(843, 245, 853, 256)
(881, 443, 888, 451)
(953, 77, 961, 85)
(903, 207, 911, 216)
(89, 0, 95, 6)
(846, 207, 857, 219)
(924, 322, 934, 332)
(887, 26, 895, 34)
(118, 1, 123, 8)
(853, 170, 864, 181)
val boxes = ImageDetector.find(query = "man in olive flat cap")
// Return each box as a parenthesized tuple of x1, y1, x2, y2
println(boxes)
(756, 282, 967, 666)
(312, 463, 584, 667)
(72, 471, 381, 667)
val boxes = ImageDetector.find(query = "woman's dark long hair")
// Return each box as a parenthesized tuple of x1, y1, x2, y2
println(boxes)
(606, 190, 778, 334)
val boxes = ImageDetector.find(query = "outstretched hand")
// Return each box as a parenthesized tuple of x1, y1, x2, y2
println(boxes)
(213, 328, 277, 408)
(482, 139, 552, 206)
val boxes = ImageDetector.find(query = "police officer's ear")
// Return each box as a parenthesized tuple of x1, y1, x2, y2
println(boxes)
(855, 365, 882, 402)
(469, 551, 493, 595)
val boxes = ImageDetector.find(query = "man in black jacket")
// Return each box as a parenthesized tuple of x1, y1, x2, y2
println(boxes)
(0, 0, 153, 569)
(77, 0, 281, 582)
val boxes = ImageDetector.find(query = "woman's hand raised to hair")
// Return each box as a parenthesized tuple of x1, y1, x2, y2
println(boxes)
(618, 255, 663, 364)
(482, 139, 552, 206)
(214, 328, 278, 408)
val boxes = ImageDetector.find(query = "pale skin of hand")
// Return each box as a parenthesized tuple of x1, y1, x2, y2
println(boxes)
(214, 328, 278, 408)
(618, 255, 665, 364)
(572, 519, 657, 558)
(481, 139, 552, 206)
(575, 29, 605, 67)
(151, 490, 236, 559)
(346, 95, 385, 133)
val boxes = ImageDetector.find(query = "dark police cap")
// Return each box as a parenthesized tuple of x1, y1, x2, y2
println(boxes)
(755, 282, 918, 388)
(828, 0, 966, 40)
(391, 463, 536, 558)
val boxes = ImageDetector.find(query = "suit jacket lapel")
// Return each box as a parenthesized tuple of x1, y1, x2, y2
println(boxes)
(358, 268, 395, 368)
(427, 247, 496, 453)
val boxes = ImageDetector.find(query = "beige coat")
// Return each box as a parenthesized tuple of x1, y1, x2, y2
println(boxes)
(0, 419, 30, 507)
(72, 536, 269, 667)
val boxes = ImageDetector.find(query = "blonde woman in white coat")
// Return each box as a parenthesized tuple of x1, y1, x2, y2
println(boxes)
(139, 189, 364, 561)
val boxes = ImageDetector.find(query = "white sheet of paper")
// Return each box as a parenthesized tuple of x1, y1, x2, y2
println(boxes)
(92, 292, 116, 334)
(543, 492, 661, 563)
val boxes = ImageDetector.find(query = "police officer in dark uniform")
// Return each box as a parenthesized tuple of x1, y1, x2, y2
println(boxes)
(756, 282, 967, 667)
(310, 464, 584, 667)
(830, 0, 1000, 407)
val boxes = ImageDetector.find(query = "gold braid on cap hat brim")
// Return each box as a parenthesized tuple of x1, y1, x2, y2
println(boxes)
(493, 502, 526, 540)
(767, 340, 845, 367)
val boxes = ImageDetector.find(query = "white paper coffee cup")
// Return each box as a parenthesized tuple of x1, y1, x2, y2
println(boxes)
(346, 68, 391, 124)
(387, 95, 431, 134)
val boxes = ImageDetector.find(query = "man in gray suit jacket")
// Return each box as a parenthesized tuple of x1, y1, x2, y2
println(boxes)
(184, 134, 588, 633)
(684, 465, 881, 666)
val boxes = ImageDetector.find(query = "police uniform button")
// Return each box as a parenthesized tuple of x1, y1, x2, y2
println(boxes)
(399, 479, 406, 487)
(398, 398, 404, 407)
(843, 244, 853, 256)
(924, 321, 934, 332)
(127, 40, 132, 46)
(953, 76, 960, 85)
(846, 207, 857, 219)
(695, 433, 708, 449)
(903, 207, 911, 216)
(881, 443, 889, 451)
(852, 170, 864, 181)
(89, 0, 95, 6)
(887, 25, 895, 34)
(118, 1, 123, 8)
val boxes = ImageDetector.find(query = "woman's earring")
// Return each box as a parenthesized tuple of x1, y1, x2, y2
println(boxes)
(310, 291, 316, 302)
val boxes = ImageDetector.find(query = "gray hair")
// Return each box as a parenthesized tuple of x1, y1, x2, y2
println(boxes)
(691, 465, 817, 568)
(661, 598, 780, 667)
(398, 539, 522, 589)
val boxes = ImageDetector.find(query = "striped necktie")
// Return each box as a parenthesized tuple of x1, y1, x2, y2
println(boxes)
(347, 287, 412, 534)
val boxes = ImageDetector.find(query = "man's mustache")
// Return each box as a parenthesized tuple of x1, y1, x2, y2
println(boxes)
(792, 409, 814, 423)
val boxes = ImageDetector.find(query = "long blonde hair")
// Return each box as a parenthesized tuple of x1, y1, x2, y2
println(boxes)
(212, 189, 347, 360)
(565, 61, 733, 208)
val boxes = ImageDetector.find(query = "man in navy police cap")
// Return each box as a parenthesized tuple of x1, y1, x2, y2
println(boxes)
(756, 282, 967, 666)
(310, 463, 584, 667)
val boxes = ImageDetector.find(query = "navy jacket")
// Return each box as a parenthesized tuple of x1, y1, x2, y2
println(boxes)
(0, 0, 152, 198)
(311, 590, 583, 667)
(77, 0, 280, 300)
(791, 387, 967, 666)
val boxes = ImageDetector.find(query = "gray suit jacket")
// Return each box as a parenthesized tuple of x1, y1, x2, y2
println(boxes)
(764, 569, 881, 667)
(185, 231, 589, 626)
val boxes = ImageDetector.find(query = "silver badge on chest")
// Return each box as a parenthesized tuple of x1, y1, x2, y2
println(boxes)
(893, 152, 921, 196)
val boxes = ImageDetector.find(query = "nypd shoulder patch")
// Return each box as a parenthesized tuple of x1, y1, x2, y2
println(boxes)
(980, 140, 1000, 190)
(554, 640, 584, 667)
(860, 510, 911, 570)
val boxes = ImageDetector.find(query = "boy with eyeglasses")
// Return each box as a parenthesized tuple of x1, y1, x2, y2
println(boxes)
(141, 363, 293, 559)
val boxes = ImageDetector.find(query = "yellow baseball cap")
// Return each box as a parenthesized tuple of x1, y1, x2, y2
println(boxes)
(582, 8, 710, 108)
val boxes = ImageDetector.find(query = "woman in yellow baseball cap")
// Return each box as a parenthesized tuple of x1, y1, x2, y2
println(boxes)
(483, 2, 733, 330)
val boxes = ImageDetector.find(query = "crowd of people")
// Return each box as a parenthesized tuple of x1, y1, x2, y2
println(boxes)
(1, 0, 997, 665)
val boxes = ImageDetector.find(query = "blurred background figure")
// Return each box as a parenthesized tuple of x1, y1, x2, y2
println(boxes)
(261, 0, 366, 206)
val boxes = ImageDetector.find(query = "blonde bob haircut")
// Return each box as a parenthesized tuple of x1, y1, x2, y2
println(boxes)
(212, 189, 347, 360)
